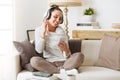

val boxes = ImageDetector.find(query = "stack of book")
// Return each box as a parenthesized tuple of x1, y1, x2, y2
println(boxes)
(76, 22, 100, 29)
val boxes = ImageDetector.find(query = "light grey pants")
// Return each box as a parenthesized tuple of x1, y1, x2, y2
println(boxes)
(30, 52, 84, 74)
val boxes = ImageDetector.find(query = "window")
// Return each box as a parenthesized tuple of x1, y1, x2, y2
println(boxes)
(0, 0, 13, 55)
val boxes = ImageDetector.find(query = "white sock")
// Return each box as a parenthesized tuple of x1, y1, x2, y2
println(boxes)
(66, 69, 78, 75)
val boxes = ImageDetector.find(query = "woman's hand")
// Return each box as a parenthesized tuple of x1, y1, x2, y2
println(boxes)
(41, 18, 48, 39)
(58, 41, 70, 57)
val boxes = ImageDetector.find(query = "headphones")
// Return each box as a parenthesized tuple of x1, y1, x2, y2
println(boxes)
(44, 6, 63, 24)
(45, 9, 51, 20)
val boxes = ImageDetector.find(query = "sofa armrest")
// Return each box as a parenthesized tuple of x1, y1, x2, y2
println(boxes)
(15, 54, 21, 74)
(0, 55, 21, 80)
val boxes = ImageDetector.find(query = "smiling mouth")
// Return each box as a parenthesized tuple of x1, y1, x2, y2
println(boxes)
(54, 23, 58, 26)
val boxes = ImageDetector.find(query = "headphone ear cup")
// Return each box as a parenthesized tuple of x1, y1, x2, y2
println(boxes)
(60, 16, 63, 24)
(45, 10, 50, 20)
(45, 13, 49, 20)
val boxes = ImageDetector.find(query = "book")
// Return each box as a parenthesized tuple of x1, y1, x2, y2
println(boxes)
(32, 71, 52, 77)
(76, 22, 100, 29)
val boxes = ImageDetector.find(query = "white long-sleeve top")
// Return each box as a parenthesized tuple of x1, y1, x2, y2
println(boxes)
(35, 26, 68, 62)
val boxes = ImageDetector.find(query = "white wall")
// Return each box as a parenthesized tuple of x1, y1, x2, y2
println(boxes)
(14, 0, 49, 41)
(93, 0, 120, 29)
(14, 0, 120, 41)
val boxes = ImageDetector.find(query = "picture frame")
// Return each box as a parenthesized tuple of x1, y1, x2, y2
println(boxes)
(27, 30, 35, 41)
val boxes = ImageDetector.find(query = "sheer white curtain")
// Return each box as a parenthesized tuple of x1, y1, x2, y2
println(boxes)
(0, 0, 13, 56)
(0, 0, 16, 80)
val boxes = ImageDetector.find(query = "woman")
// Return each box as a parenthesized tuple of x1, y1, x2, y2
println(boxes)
(30, 5, 84, 74)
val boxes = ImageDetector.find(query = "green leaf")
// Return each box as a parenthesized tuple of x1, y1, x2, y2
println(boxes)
(83, 7, 95, 15)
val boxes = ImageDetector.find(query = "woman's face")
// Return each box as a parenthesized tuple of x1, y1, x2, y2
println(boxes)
(47, 10, 63, 28)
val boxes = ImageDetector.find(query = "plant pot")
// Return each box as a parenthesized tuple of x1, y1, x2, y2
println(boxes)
(81, 15, 93, 22)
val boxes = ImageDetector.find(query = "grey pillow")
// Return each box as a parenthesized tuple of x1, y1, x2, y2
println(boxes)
(13, 40, 38, 71)
(95, 34, 120, 70)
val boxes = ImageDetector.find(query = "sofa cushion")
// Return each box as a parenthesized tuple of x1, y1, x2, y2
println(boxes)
(77, 66, 120, 80)
(81, 40, 101, 66)
(53, 66, 120, 80)
(95, 34, 120, 70)
(13, 40, 38, 71)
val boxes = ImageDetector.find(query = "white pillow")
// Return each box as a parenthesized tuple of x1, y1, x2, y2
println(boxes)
(81, 40, 102, 66)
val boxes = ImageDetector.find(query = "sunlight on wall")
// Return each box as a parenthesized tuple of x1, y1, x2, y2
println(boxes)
(0, 31, 13, 55)
(0, 0, 15, 80)
(0, 0, 13, 56)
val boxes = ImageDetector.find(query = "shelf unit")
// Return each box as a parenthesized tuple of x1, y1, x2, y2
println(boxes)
(72, 29, 120, 40)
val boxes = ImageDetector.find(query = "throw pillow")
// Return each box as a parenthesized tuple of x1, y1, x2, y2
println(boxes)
(13, 40, 38, 71)
(95, 34, 120, 70)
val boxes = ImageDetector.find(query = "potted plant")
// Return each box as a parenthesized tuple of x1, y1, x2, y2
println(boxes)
(83, 8, 95, 15)
(82, 7, 95, 22)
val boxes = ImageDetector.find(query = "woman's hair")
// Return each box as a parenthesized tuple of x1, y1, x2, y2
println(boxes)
(45, 5, 63, 24)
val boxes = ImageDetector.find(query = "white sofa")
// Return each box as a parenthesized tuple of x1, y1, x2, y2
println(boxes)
(16, 40, 120, 80)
